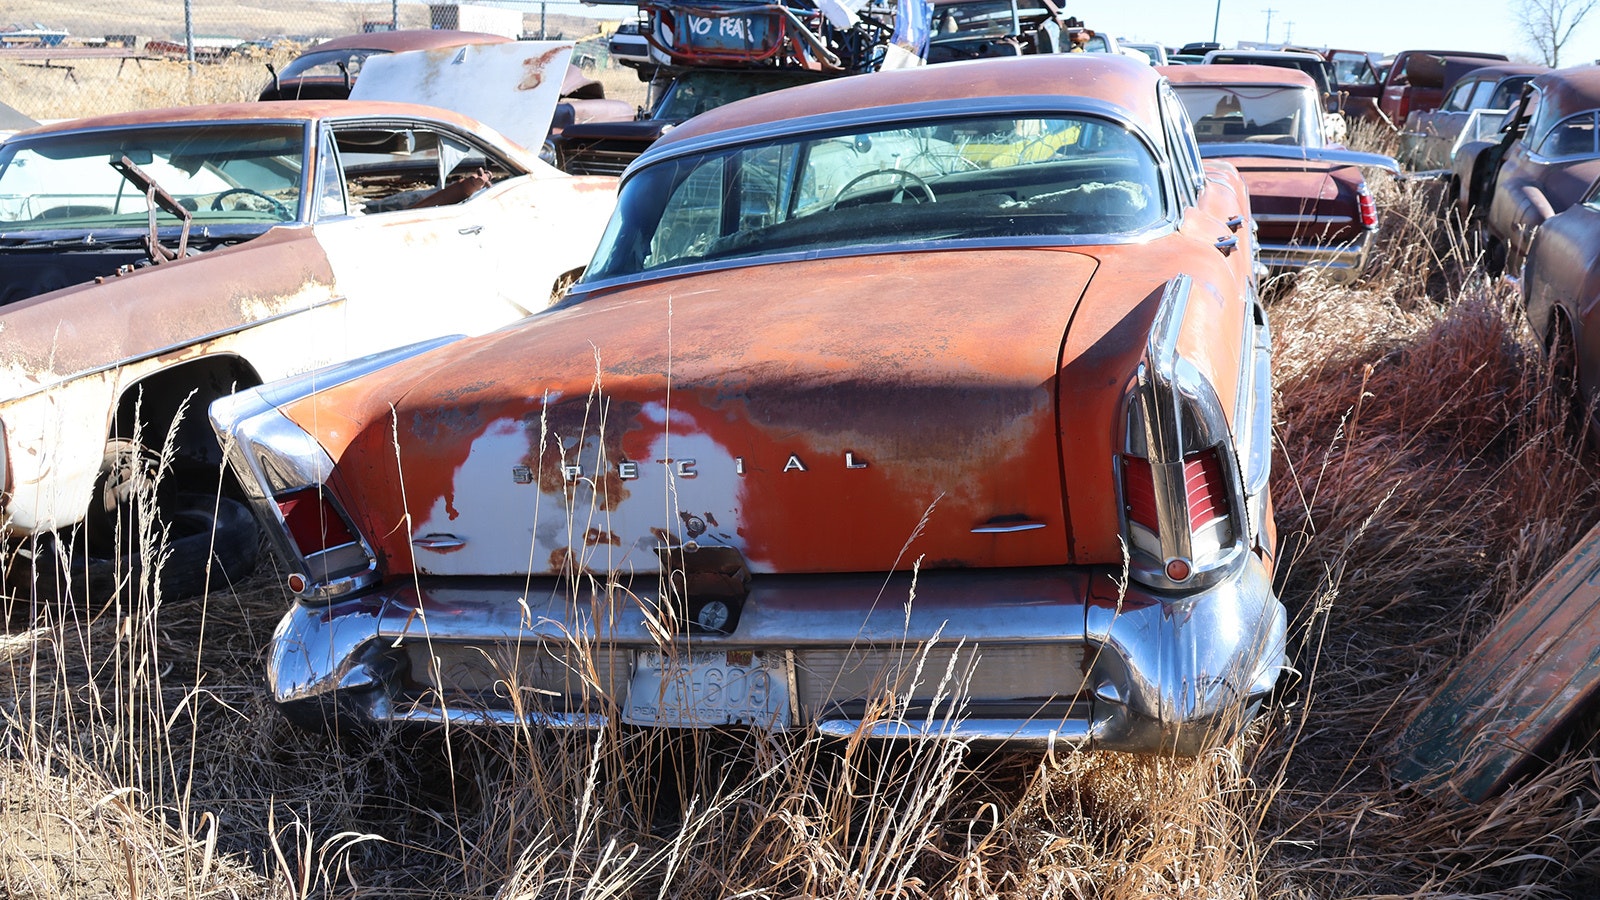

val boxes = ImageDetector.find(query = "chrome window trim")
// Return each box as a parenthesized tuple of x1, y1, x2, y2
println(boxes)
(626, 95, 1169, 183)
(568, 222, 1179, 298)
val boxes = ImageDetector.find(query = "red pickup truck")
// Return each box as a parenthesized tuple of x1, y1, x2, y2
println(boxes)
(1329, 48, 1509, 126)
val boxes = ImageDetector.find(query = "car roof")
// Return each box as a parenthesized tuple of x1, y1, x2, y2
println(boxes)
(302, 29, 512, 54)
(1458, 63, 1549, 81)
(1396, 49, 1508, 60)
(1204, 49, 1322, 60)
(657, 55, 1163, 149)
(1530, 65, 1600, 122)
(10, 99, 499, 140)
(1161, 63, 1317, 89)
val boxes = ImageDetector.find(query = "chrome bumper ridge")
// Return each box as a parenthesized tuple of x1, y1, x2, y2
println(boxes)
(267, 556, 1286, 755)
(1257, 230, 1372, 284)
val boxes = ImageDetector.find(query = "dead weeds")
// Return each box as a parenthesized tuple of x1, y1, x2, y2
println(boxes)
(3, 167, 1600, 900)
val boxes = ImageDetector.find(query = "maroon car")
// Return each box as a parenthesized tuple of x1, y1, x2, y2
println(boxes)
(1165, 65, 1397, 284)
(1482, 66, 1600, 279)
(1521, 175, 1600, 436)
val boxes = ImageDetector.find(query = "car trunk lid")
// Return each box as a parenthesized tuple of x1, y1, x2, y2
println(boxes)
(291, 249, 1106, 578)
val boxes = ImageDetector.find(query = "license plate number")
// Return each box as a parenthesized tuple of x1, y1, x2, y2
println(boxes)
(623, 650, 790, 729)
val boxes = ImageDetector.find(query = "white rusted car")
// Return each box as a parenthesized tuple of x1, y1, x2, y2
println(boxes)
(0, 43, 616, 597)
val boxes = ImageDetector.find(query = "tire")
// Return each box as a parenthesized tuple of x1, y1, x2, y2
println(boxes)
(1548, 311, 1593, 442)
(83, 439, 259, 600)
(139, 493, 260, 599)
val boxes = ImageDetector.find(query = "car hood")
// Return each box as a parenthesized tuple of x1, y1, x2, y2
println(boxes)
(285, 248, 1122, 578)
(349, 41, 572, 152)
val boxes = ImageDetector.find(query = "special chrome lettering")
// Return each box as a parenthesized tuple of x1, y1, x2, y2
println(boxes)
(515, 451, 860, 482)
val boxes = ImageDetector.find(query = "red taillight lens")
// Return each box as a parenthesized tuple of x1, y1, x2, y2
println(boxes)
(1358, 184, 1378, 229)
(1122, 455, 1158, 533)
(1123, 449, 1231, 536)
(1184, 449, 1231, 531)
(277, 487, 356, 555)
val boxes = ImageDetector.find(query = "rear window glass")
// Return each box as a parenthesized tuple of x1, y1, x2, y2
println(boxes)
(585, 113, 1166, 283)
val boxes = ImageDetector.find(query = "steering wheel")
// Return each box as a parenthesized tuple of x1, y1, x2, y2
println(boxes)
(210, 188, 291, 219)
(830, 168, 936, 210)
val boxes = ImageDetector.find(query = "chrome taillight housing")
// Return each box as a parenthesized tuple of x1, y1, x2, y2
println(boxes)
(208, 339, 463, 602)
(273, 485, 372, 594)
(1118, 275, 1270, 592)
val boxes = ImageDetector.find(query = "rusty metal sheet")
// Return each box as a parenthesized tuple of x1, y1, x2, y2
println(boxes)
(350, 41, 572, 153)
(1393, 520, 1600, 801)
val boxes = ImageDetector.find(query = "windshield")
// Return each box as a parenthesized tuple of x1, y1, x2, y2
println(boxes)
(0, 123, 306, 232)
(1171, 84, 1320, 147)
(655, 71, 822, 121)
(585, 113, 1165, 283)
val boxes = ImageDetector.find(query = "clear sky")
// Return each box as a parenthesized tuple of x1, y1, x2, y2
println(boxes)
(1086, 0, 1596, 66)
(568, 0, 1600, 67)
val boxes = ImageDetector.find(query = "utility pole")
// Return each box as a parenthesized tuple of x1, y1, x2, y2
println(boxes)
(183, 0, 195, 72)
(1212, 0, 1222, 42)
(1261, 7, 1275, 44)
(1284, 20, 1293, 43)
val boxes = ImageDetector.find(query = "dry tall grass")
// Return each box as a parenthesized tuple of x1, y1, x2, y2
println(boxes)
(5, 164, 1600, 898)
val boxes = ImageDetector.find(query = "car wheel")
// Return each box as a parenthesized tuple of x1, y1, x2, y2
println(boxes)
(144, 493, 260, 600)
(1548, 311, 1592, 439)
(84, 440, 259, 599)
(85, 438, 162, 557)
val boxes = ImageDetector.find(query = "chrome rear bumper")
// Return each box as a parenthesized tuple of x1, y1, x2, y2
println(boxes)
(267, 556, 1286, 755)
(1257, 229, 1373, 285)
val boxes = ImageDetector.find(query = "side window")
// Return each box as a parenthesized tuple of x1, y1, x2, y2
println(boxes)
(1524, 88, 1556, 148)
(1441, 81, 1475, 112)
(1537, 112, 1598, 158)
(1466, 80, 1495, 111)
(314, 126, 347, 218)
(647, 154, 724, 266)
(1159, 84, 1203, 208)
(1331, 52, 1374, 86)
(1487, 78, 1528, 110)
(331, 123, 515, 215)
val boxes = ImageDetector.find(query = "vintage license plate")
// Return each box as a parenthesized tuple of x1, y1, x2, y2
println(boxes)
(622, 650, 790, 729)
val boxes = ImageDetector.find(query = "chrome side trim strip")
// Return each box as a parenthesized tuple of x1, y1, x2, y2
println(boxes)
(970, 522, 1047, 534)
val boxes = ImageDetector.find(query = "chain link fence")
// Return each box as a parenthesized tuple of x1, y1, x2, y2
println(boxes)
(1, 1, 642, 121)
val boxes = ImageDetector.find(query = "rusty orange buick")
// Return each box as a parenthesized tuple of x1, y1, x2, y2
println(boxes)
(211, 54, 1287, 754)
